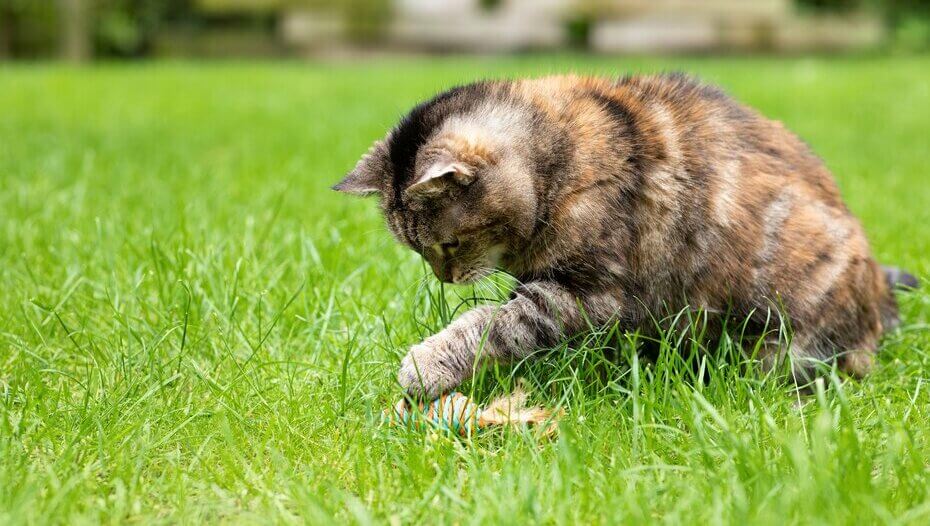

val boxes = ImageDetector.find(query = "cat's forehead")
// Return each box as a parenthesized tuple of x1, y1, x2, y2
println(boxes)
(386, 83, 492, 189)
(437, 102, 529, 142)
(406, 102, 527, 180)
(387, 86, 528, 177)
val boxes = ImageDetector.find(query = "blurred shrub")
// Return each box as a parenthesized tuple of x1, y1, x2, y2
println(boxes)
(278, 0, 392, 43)
(890, 11, 930, 51)
(95, 0, 196, 57)
(797, 0, 930, 51)
(3, 0, 928, 59)
(0, 0, 60, 58)
(0, 0, 198, 58)
(565, 16, 592, 50)
(339, 0, 391, 43)
(884, 0, 930, 51)
(796, 0, 861, 12)
(478, 0, 504, 12)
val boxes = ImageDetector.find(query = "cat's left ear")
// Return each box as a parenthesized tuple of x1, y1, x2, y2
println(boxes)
(405, 161, 476, 199)
(333, 140, 388, 196)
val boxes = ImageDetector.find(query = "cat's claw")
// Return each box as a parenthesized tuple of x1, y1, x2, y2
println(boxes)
(398, 343, 457, 400)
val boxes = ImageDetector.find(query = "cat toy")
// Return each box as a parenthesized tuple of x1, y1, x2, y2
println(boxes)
(383, 385, 561, 437)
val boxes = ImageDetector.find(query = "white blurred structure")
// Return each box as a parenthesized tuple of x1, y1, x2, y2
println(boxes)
(279, 0, 884, 54)
(389, 0, 567, 51)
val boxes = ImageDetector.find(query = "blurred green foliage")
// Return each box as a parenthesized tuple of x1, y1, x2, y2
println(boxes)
(565, 15, 593, 50)
(797, 0, 862, 12)
(338, 0, 391, 42)
(796, 0, 930, 50)
(0, 0, 395, 58)
(0, 0, 197, 58)
(885, 0, 930, 51)
(0, 0, 60, 57)
(2, 0, 930, 59)
(479, 0, 504, 12)
(94, 0, 195, 56)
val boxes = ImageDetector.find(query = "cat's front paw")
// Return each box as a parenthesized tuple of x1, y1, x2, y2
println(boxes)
(398, 341, 460, 399)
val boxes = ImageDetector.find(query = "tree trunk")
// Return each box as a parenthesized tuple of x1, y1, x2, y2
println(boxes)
(59, 0, 91, 62)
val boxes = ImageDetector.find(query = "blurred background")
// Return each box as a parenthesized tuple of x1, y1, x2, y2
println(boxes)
(2, 0, 929, 62)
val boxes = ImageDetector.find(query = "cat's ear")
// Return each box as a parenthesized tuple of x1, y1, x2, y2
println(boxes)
(405, 161, 475, 199)
(333, 140, 388, 197)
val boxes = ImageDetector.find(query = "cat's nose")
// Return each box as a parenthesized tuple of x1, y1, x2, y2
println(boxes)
(430, 261, 455, 283)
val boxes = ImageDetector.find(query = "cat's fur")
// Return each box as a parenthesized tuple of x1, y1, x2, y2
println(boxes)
(335, 73, 916, 399)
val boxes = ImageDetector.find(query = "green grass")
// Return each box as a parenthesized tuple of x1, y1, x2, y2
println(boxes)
(1, 55, 930, 524)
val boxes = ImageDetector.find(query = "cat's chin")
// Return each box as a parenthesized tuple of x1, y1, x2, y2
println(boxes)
(452, 268, 493, 285)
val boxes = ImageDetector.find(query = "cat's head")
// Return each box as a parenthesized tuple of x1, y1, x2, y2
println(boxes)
(334, 85, 538, 284)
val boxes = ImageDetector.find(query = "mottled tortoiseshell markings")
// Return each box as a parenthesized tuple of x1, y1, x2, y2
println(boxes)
(335, 72, 912, 397)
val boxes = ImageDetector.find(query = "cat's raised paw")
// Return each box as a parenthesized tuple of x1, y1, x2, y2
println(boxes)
(397, 342, 459, 400)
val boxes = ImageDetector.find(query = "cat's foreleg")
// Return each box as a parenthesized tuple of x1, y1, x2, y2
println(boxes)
(398, 281, 617, 398)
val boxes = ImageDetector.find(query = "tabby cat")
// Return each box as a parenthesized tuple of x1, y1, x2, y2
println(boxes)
(335, 74, 917, 399)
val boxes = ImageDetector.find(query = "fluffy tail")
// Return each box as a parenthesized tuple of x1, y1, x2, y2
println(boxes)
(883, 266, 920, 291)
(479, 385, 562, 436)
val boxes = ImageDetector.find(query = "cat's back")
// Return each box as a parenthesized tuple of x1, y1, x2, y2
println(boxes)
(505, 73, 871, 312)
(510, 73, 842, 205)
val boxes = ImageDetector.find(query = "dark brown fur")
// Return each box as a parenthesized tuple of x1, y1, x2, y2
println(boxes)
(335, 73, 914, 397)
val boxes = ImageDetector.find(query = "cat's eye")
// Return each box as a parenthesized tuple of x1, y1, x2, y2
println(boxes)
(440, 239, 460, 253)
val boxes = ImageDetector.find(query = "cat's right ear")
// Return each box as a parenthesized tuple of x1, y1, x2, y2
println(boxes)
(333, 140, 388, 197)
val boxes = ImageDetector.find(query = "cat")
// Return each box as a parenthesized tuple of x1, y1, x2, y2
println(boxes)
(334, 73, 918, 399)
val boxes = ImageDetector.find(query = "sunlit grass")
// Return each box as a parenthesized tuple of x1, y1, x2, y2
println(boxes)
(1, 55, 929, 524)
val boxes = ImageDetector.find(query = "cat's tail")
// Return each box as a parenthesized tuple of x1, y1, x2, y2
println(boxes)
(883, 265, 920, 291)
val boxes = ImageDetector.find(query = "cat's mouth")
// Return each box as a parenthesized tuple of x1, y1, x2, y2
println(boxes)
(432, 246, 503, 284)
(451, 249, 503, 284)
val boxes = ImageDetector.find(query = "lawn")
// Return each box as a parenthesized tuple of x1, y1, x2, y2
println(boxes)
(1, 55, 930, 524)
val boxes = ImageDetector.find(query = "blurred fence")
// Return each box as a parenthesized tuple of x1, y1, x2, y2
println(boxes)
(1, 0, 929, 60)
